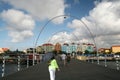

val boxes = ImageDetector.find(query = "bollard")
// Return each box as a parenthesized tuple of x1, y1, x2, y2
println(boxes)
(92, 58, 94, 63)
(97, 56, 100, 65)
(104, 55, 107, 67)
(2, 56, 5, 77)
(87, 56, 90, 62)
(18, 55, 20, 71)
(116, 58, 119, 70)
(27, 56, 29, 68)
(92, 54, 94, 63)
(33, 54, 35, 66)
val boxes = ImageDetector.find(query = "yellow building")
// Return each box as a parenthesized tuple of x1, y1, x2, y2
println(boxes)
(111, 45, 120, 53)
(104, 48, 110, 53)
(98, 48, 110, 53)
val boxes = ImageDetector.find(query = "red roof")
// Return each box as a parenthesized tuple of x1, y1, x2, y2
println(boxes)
(2, 48, 9, 51)
(42, 43, 53, 46)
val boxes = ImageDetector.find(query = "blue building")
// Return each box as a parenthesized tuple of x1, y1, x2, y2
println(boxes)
(61, 43, 69, 53)
(69, 43, 77, 53)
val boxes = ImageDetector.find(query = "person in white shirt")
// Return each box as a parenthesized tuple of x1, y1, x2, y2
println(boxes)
(60, 53, 67, 66)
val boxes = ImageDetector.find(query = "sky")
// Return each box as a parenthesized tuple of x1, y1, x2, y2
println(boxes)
(0, 0, 120, 50)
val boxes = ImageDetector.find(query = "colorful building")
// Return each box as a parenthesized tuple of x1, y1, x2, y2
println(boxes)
(111, 45, 120, 53)
(69, 43, 77, 53)
(86, 44, 94, 52)
(76, 44, 82, 52)
(54, 43, 61, 53)
(42, 43, 54, 53)
(0, 48, 9, 54)
(61, 43, 69, 53)
(81, 43, 88, 53)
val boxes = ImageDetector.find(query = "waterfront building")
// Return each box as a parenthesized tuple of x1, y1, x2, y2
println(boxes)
(26, 48, 35, 53)
(76, 43, 82, 52)
(61, 43, 69, 53)
(98, 48, 105, 53)
(69, 43, 77, 53)
(104, 48, 110, 53)
(0, 48, 9, 54)
(54, 43, 61, 53)
(42, 43, 54, 53)
(111, 45, 120, 53)
(98, 48, 110, 54)
(86, 43, 94, 52)
(81, 43, 88, 53)
(36, 46, 43, 54)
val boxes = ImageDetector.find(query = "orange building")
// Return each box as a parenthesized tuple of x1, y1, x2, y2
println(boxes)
(0, 48, 9, 54)
(111, 45, 120, 53)
(54, 43, 61, 53)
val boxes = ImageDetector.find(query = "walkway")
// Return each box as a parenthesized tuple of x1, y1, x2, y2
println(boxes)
(1, 59, 120, 80)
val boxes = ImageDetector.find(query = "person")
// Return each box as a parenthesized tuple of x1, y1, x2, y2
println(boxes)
(60, 53, 67, 66)
(66, 53, 71, 64)
(48, 56, 60, 80)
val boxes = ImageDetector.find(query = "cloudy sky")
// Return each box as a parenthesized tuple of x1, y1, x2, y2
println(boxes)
(0, 0, 120, 50)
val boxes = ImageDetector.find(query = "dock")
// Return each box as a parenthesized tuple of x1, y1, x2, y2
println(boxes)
(1, 59, 120, 80)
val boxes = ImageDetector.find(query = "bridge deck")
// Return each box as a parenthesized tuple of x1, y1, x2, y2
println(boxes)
(1, 59, 120, 80)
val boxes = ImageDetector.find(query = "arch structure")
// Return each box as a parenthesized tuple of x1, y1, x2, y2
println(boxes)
(33, 14, 99, 65)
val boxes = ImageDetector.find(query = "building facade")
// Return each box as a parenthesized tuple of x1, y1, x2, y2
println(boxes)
(0, 48, 9, 54)
(54, 43, 61, 53)
(42, 43, 54, 53)
(111, 45, 120, 53)
(61, 43, 69, 53)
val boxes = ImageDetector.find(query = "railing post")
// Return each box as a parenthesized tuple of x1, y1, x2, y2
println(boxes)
(2, 56, 5, 77)
(92, 54, 94, 63)
(18, 55, 20, 71)
(97, 54, 100, 65)
(116, 58, 119, 70)
(104, 55, 107, 67)
(27, 55, 29, 68)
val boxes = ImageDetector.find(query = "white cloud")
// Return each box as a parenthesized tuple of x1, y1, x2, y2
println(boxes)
(48, 32, 72, 44)
(1, 9, 35, 42)
(3, 0, 66, 24)
(50, 0, 120, 48)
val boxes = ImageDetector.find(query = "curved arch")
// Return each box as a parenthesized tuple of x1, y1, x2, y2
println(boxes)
(35, 14, 96, 48)
(33, 15, 99, 65)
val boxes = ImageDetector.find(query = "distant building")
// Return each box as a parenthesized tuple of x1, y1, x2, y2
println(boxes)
(54, 43, 61, 53)
(26, 48, 34, 53)
(76, 44, 82, 52)
(36, 46, 43, 54)
(62, 43, 69, 53)
(104, 48, 110, 53)
(69, 43, 77, 53)
(98, 48, 105, 53)
(42, 43, 54, 53)
(81, 43, 88, 53)
(111, 45, 120, 53)
(0, 48, 9, 54)
(98, 48, 110, 53)
(86, 43, 94, 52)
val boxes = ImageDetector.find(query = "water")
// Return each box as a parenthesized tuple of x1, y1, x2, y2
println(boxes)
(0, 63, 27, 78)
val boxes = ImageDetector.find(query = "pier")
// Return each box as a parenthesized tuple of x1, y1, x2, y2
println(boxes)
(1, 59, 120, 80)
